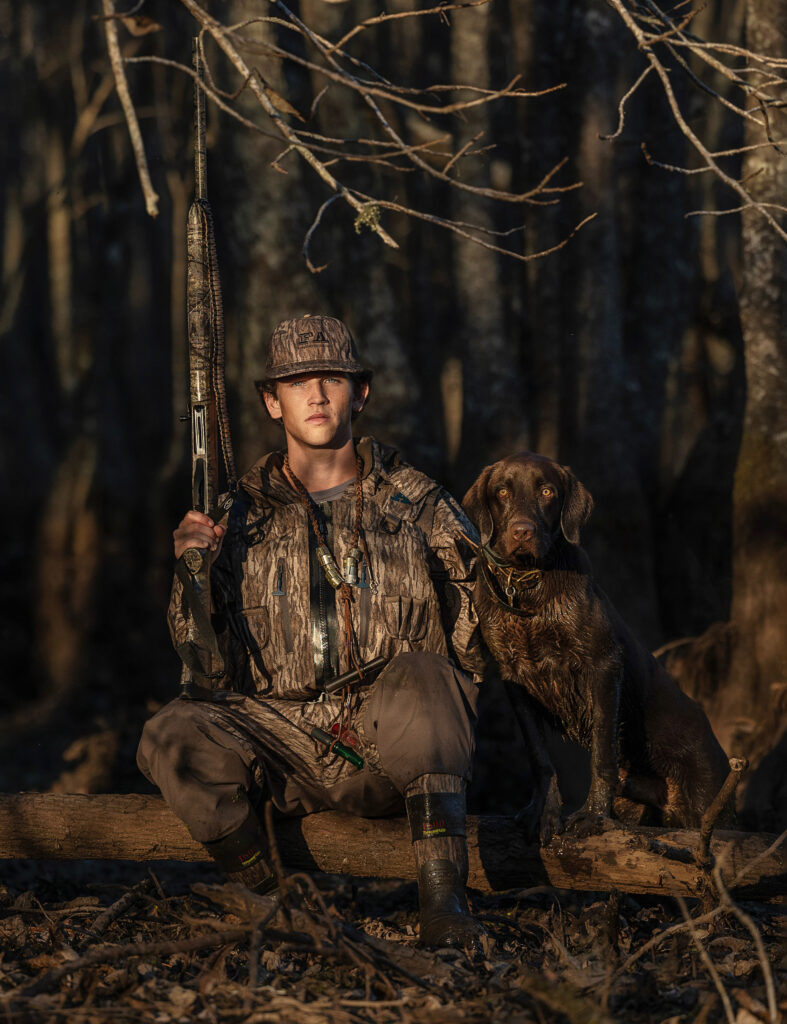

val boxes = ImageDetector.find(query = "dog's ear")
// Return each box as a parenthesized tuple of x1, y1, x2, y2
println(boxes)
(462, 465, 495, 545)
(559, 465, 593, 545)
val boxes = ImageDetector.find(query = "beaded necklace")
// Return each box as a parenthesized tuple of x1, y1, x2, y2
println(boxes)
(282, 452, 365, 676)
(283, 451, 371, 760)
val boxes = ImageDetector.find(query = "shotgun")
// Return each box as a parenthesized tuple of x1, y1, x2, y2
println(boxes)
(176, 38, 236, 695)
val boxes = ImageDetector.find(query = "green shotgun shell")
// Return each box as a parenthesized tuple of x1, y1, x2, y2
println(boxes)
(310, 725, 364, 769)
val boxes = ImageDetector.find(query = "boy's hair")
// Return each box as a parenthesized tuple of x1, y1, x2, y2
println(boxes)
(254, 370, 374, 423)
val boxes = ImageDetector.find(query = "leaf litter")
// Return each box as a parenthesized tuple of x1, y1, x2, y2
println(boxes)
(0, 857, 784, 1023)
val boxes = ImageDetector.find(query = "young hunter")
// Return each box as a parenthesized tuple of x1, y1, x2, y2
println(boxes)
(138, 315, 485, 949)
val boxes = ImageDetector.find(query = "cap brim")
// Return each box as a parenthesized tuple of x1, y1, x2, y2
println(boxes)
(263, 359, 366, 380)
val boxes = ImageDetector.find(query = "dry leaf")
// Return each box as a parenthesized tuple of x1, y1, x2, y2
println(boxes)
(257, 78, 305, 122)
(167, 985, 198, 1012)
(0, 915, 28, 950)
(120, 15, 162, 36)
(26, 947, 78, 970)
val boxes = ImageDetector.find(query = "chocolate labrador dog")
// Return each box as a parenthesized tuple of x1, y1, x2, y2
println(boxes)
(462, 452, 731, 836)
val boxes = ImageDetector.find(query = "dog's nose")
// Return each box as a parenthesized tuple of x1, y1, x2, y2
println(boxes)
(510, 518, 536, 542)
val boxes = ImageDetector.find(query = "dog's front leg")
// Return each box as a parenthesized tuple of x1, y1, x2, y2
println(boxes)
(506, 683, 564, 844)
(564, 666, 621, 836)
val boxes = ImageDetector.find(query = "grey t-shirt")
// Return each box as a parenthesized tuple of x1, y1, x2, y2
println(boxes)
(309, 479, 354, 504)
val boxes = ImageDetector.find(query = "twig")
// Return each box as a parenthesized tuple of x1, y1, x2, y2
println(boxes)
(232, 25, 555, 117)
(676, 895, 735, 1024)
(607, 0, 787, 243)
(16, 927, 253, 998)
(330, 0, 492, 54)
(696, 757, 748, 873)
(178, 0, 400, 249)
(247, 918, 265, 989)
(354, 198, 598, 263)
(687, 202, 787, 218)
(101, 0, 159, 217)
(599, 65, 654, 141)
(664, 41, 769, 131)
(613, 906, 724, 977)
(730, 828, 787, 889)
(302, 194, 341, 273)
(126, 54, 287, 142)
(86, 877, 154, 940)
(70, 64, 122, 157)
(712, 860, 779, 1023)
(274, 0, 578, 206)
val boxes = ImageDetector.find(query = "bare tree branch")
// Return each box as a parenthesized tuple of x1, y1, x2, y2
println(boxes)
(606, 0, 787, 242)
(103, 0, 591, 265)
(677, 896, 735, 1024)
(101, 0, 159, 218)
(228, 18, 564, 114)
(272, 0, 578, 207)
(599, 65, 654, 141)
(329, 0, 494, 55)
(178, 0, 401, 249)
(712, 859, 779, 1024)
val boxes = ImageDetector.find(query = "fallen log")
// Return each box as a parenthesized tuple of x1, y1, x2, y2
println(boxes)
(0, 793, 784, 900)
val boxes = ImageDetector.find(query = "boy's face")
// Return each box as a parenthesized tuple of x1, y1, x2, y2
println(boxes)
(263, 372, 368, 451)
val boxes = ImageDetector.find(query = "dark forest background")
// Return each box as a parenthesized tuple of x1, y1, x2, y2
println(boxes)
(0, 1, 784, 829)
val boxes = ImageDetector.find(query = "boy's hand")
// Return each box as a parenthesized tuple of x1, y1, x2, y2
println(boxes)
(174, 511, 226, 562)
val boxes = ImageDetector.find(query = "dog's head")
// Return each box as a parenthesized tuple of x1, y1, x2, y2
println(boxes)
(462, 452, 593, 562)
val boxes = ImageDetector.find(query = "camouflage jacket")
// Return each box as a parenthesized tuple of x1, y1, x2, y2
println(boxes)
(168, 437, 483, 700)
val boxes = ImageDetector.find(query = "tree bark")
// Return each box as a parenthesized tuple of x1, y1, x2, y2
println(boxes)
(0, 793, 783, 900)
(663, 0, 786, 828)
(726, 0, 787, 730)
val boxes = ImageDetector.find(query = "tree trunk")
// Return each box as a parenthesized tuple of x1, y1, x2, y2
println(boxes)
(663, 0, 787, 830)
(0, 794, 784, 900)
(727, 0, 787, 725)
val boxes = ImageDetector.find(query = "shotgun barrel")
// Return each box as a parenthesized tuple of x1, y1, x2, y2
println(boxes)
(176, 38, 235, 690)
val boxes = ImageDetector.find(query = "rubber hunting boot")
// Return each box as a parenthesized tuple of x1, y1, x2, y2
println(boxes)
(202, 809, 278, 895)
(405, 773, 486, 950)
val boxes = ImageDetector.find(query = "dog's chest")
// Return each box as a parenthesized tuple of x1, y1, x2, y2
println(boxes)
(477, 580, 609, 735)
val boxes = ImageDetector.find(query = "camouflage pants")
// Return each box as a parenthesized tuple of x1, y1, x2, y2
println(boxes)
(137, 652, 478, 843)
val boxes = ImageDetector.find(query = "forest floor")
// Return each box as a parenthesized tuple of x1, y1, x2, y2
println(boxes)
(1, 854, 784, 1024)
(1, 684, 784, 1023)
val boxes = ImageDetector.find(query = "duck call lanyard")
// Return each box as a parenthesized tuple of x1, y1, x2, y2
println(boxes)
(283, 453, 370, 756)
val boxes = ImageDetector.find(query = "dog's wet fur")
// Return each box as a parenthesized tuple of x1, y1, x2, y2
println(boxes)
(463, 452, 731, 835)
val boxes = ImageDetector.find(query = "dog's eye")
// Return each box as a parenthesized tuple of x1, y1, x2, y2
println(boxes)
(496, 487, 509, 500)
(541, 486, 555, 498)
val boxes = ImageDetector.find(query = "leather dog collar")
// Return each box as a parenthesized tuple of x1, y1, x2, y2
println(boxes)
(480, 554, 542, 613)
(459, 530, 543, 614)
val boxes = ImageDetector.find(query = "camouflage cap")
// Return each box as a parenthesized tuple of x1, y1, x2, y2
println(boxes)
(264, 314, 366, 379)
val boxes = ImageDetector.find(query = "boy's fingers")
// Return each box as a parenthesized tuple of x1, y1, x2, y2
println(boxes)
(184, 510, 214, 527)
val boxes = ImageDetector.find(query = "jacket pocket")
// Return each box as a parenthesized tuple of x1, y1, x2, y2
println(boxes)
(383, 596, 428, 641)
(240, 606, 269, 653)
(273, 558, 294, 653)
